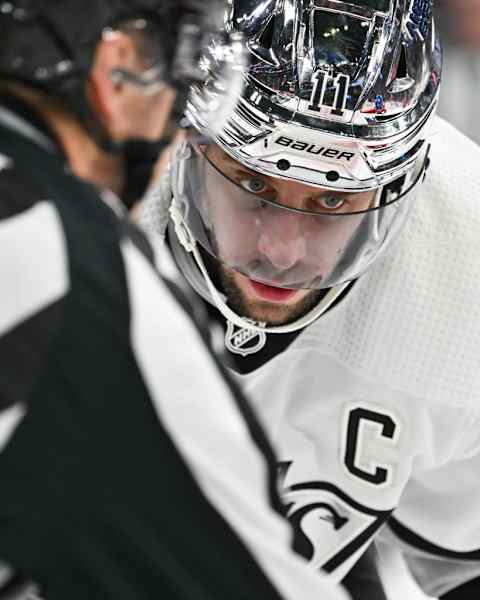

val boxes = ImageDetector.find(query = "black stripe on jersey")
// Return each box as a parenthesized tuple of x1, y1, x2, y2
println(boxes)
(0, 166, 39, 221)
(0, 301, 63, 411)
(389, 517, 480, 560)
(441, 576, 480, 599)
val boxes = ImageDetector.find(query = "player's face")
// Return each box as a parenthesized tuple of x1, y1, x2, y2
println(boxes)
(203, 145, 376, 325)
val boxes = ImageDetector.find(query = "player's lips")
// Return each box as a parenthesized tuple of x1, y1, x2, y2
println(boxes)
(248, 280, 298, 303)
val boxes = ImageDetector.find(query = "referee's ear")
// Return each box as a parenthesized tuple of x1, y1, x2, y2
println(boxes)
(86, 30, 176, 144)
(86, 30, 137, 138)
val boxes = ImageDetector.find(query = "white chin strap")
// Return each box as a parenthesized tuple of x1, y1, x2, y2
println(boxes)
(170, 201, 351, 335)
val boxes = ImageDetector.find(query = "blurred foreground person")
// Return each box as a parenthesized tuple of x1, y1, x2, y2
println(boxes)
(0, 2, 349, 600)
(143, 1, 480, 598)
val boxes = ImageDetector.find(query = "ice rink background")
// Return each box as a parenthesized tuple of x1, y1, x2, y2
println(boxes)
(437, 0, 480, 144)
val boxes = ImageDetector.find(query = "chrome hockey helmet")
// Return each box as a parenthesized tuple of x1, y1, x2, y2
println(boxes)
(170, 0, 442, 334)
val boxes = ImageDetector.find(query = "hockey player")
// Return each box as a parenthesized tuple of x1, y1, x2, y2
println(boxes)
(0, 2, 349, 600)
(142, 1, 480, 598)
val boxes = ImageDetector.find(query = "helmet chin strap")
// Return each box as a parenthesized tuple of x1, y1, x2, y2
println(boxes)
(169, 200, 351, 334)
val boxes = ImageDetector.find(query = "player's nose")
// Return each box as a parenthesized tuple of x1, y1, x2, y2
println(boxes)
(257, 212, 307, 270)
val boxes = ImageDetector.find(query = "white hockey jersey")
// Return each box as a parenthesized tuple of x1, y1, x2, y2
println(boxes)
(233, 118, 480, 597)
(141, 117, 480, 598)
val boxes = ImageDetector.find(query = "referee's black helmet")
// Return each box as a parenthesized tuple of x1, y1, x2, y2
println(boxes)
(0, 0, 227, 93)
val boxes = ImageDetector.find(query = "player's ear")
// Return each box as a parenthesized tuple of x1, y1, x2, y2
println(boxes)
(87, 30, 139, 140)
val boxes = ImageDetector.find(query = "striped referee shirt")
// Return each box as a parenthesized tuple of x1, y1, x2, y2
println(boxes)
(0, 97, 346, 600)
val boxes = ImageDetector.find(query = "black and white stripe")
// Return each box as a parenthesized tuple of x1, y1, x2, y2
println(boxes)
(0, 101, 347, 600)
(0, 160, 69, 460)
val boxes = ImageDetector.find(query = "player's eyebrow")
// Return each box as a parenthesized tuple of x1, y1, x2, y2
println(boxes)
(219, 153, 249, 170)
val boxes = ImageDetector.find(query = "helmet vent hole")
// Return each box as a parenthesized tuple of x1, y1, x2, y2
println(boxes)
(258, 15, 276, 51)
(387, 43, 414, 93)
(277, 159, 291, 172)
(326, 171, 340, 182)
(396, 44, 408, 79)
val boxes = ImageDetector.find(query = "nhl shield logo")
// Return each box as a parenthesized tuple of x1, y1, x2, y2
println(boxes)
(225, 320, 267, 357)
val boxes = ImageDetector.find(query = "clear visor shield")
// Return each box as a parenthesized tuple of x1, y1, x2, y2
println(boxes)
(173, 141, 428, 290)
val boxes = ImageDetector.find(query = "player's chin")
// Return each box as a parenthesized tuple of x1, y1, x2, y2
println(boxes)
(246, 304, 302, 326)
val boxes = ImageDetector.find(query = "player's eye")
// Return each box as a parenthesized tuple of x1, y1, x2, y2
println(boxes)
(240, 177, 269, 195)
(315, 195, 347, 211)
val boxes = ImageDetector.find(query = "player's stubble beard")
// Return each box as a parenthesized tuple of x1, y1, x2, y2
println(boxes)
(217, 263, 325, 326)
(201, 230, 324, 326)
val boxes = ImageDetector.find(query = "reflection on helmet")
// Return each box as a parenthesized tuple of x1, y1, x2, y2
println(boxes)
(188, 0, 440, 191)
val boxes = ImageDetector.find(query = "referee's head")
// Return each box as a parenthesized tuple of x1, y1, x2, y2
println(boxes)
(0, 0, 245, 206)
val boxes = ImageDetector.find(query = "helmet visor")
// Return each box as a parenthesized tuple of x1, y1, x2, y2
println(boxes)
(173, 140, 427, 290)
